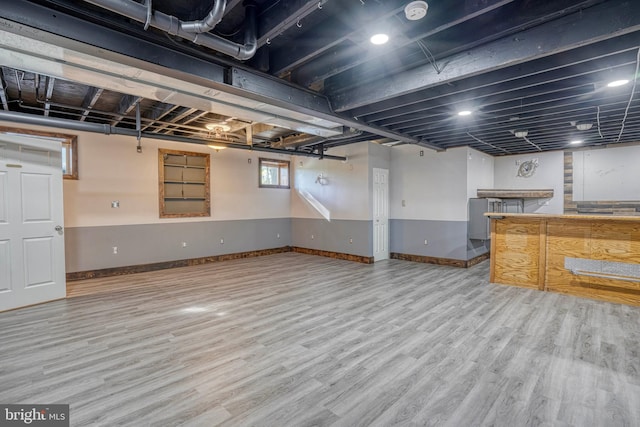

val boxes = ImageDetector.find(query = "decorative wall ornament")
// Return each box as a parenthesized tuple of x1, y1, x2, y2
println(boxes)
(517, 159, 538, 178)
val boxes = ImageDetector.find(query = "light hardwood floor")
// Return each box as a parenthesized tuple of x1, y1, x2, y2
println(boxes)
(1, 253, 639, 426)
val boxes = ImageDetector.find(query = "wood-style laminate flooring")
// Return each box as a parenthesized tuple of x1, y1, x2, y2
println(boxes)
(1, 253, 639, 426)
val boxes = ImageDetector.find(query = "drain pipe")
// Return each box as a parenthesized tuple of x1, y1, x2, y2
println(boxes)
(181, 0, 227, 33)
(0, 111, 346, 160)
(82, 0, 257, 60)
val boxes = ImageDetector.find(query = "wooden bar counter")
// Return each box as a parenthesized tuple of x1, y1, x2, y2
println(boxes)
(487, 213, 640, 306)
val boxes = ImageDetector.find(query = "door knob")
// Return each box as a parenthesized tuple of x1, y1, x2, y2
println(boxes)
(55, 225, 63, 234)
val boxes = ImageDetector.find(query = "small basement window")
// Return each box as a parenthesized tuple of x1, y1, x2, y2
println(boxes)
(259, 158, 290, 189)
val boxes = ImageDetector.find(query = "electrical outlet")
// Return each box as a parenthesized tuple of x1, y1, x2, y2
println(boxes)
(311, 235, 314, 240)
(220, 238, 224, 244)
(112, 246, 118, 254)
(111, 201, 119, 208)
(349, 238, 353, 244)
(402, 200, 406, 207)
(182, 242, 187, 248)
(424, 239, 428, 245)
(277, 233, 280, 239)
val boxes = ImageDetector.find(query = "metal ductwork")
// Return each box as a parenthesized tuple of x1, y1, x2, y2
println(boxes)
(82, 0, 257, 60)
(181, 0, 226, 33)
(0, 111, 347, 160)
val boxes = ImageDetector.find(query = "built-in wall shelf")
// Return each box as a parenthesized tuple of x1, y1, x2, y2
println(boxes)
(159, 149, 210, 218)
(476, 189, 554, 199)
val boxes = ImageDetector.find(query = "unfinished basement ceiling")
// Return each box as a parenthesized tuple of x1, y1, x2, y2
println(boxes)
(0, 0, 639, 156)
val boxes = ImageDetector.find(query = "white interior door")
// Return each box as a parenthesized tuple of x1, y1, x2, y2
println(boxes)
(373, 168, 389, 261)
(0, 134, 66, 312)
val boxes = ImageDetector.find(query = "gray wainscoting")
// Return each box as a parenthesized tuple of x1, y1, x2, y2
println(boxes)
(391, 219, 488, 261)
(291, 218, 372, 257)
(64, 218, 291, 272)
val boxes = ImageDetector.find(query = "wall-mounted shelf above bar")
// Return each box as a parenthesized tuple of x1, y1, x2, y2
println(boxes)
(476, 189, 554, 199)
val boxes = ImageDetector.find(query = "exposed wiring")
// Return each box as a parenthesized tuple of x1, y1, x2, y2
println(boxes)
(615, 47, 640, 143)
(466, 132, 510, 154)
(597, 106, 604, 139)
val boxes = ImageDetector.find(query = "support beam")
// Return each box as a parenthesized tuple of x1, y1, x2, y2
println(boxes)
(79, 87, 104, 122)
(331, 0, 640, 112)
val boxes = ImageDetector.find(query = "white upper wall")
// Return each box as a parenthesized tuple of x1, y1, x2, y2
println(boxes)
(390, 145, 469, 221)
(573, 144, 640, 201)
(466, 147, 494, 202)
(291, 142, 371, 220)
(493, 150, 564, 214)
(0, 121, 292, 227)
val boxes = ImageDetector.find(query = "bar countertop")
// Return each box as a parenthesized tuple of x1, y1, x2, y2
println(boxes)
(484, 212, 640, 222)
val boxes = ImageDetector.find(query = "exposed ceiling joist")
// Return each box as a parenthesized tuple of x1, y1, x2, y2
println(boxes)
(152, 107, 198, 134)
(257, 0, 329, 48)
(269, 0, 410, 75)
(0, 68, 9, 111)
(43, 76, 56, 117)
(141, 104, 180, 132)
(110, 94, 141, 126)
(293, 0, 517, 87)
(331, 0, 640, 112)
(79, 87, 104, 122)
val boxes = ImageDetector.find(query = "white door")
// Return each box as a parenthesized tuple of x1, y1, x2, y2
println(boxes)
(373, 168, 389, 261)
(0, 134, 66, 312)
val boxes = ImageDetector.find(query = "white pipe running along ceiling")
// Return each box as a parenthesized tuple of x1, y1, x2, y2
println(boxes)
(0, 18, 344, 138)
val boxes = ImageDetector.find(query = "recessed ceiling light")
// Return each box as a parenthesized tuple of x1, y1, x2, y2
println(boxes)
(607, 79, 629, 88)
(575, 121, 593, 131)
(514, 130, 528, 138)
(570, 140, 583, 145)
(370, 33, 389, 45)
(458, 110, 472, 116)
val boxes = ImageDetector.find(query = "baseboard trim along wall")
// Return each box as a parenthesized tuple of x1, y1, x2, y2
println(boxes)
(66, 246, 375, 281)
(67, 247, 292, 281)
(390, 252, 490, 268)
(291, 247, 374, 264)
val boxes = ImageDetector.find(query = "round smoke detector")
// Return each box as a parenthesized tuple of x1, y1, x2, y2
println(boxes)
(405, 1, 428, 21)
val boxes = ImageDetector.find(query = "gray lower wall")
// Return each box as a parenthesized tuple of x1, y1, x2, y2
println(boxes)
(64, 218, 291, 272)
(291, 218, 372, 257)
(391, 219, 489, 261)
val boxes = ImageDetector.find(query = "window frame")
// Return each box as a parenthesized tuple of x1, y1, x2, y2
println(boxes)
(0, 126, 78, 179)
(259, 157, 290, 189)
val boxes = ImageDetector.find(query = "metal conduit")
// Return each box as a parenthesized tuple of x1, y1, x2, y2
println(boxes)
(82, 0, 257, 60)
(0, 111, 346, 160)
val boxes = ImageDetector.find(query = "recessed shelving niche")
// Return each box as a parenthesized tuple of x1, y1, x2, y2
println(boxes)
(158, 149, 210, 218)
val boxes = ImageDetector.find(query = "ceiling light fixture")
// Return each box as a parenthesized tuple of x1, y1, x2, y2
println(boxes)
(205, 123, 231, 132)
(405, 1, 429, 21)
(607, 79, 629, 88)
(458, 110, 472, 116)
(570, 140, 583, 145)
(207, 143, 227, 150)
(575, 121, 593, 131)
(370, 33, 389, 45)
(514, 130, 528, 138)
